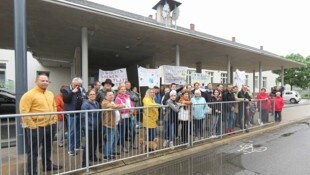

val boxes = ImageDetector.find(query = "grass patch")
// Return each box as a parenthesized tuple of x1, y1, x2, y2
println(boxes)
(301, 94, 310, 99)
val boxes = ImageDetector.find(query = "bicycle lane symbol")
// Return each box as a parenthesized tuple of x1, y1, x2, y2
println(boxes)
(237, 143, 267, 154)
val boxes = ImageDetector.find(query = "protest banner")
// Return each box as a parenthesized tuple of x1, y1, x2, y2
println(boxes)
(160, 65, 188, 85)
(138, 66, 160, 88)
(98, 68, 128, 89)
(190, 73, 209, 84)
(234, 69, 246, 88)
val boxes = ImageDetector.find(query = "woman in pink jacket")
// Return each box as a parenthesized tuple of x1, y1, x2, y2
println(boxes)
(274, 92, 284, 123)
(115, 84, 134, 153)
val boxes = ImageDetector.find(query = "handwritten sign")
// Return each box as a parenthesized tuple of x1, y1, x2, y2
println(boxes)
(234, 69, 246, 87)
(138, 66, 160, 88)
(98, 68, 128, 89)
(190, 73, 209, 84)
(160, 65, 188, 85)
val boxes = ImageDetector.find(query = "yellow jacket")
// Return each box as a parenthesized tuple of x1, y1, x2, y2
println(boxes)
(143, 96, 159, 128)
(20, 86, 57, 129)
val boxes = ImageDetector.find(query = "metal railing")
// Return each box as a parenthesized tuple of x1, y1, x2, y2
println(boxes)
(0, 99, 275, 174)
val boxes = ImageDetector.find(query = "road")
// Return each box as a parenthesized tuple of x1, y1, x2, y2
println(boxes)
(284, 99, 310, 107)
(129, 120, 310, 175)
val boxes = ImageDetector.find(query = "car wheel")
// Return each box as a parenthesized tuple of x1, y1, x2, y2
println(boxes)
(290, 98, 297, 104)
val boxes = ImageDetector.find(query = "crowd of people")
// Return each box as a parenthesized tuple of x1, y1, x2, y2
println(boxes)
(19, 74, 285, 175)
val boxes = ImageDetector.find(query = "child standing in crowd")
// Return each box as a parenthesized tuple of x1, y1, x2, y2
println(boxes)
(274, 92, 284, 123)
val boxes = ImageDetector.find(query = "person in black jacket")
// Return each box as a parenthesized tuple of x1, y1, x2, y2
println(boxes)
(222, 84, 236, 133)
(237, 85, 251, 131)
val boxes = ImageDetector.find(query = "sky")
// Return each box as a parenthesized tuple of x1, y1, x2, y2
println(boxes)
(89, 0, 309, 57)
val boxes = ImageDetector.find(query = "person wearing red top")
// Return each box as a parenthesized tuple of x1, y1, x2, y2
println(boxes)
(274, 92, 284, 123)
(55, 85, 66, 147)
(256, 88, 271, 124)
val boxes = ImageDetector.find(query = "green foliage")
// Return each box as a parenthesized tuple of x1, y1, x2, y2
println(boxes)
(272, 54, 310, 90)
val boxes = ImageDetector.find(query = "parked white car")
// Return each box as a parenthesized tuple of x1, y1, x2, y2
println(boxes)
(283, 90, 301, 104)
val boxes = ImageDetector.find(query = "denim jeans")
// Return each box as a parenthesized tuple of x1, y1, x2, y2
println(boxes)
(118, 118, 130, 148)
(129, 116, 137, 144)
(226, 112, 235, 131)
(147, 128, 157, 141)
(66, 114, 82, 152)
(210, 114, 219, 136)
(104, 126, 118, 157)
(164, 120, 175, 141)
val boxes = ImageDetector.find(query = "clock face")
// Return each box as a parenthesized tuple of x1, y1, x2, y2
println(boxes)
(162, 2, 170, 18)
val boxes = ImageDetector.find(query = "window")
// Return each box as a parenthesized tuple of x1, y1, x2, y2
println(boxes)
(205, 71, 214, 83)
(0, 63, 6, 69)
(187, 70, 196, 85)
(263, 77, 267, 88)
(220, 73, 227, 84)
(255, 76, 258, 88)
(0, 71, 5, 81)
(245, 75, 249, 85)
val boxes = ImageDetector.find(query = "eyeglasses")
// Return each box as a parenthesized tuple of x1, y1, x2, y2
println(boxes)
(89, 94, 96, 95)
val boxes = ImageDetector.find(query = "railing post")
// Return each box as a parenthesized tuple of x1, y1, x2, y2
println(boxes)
(146, 107, 149, 158)
(190, 105, 193, 147)
(220, 103, 223, 139)
(242, 101, 245, 133)
(85, 111, 89, 172)
(187, 104, 190, 148)
(259, 100, 262, 127)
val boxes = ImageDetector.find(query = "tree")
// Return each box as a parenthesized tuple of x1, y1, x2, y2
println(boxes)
(272, 54, 310, 90)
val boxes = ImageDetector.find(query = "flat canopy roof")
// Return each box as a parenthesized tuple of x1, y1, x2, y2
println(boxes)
(0, 0, 304, 72)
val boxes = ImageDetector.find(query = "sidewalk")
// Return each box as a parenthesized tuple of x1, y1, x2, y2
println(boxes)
(93, 105, 310, 175)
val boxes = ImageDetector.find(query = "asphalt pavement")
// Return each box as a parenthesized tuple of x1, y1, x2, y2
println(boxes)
(98, 104, 310, 175)
(129, 121, 310, 175)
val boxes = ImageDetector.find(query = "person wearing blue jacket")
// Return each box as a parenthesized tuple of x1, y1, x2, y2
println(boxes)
(191, 90, 208, 140)
(81, 89, 101, 167)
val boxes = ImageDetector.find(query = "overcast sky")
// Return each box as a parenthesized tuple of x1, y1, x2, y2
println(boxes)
(89, 0, 309, 57)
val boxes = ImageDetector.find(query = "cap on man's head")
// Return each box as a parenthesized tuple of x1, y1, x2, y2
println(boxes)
(101, 79, 115, 87)
(170, 90, 177, 96)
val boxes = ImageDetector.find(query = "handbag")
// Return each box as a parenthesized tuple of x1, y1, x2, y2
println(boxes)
(178, 107, 190, 121)
(206, 107, 212, 115)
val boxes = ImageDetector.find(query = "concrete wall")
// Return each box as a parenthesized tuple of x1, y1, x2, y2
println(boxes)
(27, 54, 71, 94)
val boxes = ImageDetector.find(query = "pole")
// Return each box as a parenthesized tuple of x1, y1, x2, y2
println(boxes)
(81, 27, 88, 89)
(14, 0, 27, 154)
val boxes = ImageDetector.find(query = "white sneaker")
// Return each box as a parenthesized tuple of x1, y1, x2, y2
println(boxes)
(163, 140, 169, 147)
(169, 141, 174, 150)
